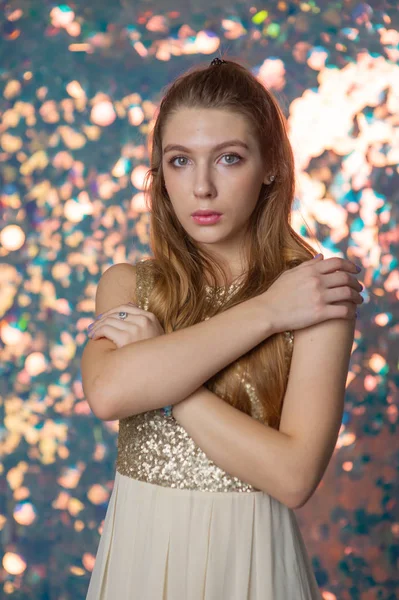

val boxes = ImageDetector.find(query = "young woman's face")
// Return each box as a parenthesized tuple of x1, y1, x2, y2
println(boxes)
(161, 108, 269, 272)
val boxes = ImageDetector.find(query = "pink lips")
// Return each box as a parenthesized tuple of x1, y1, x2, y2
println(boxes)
(192, 213, 222, 225)
(192, 211, 222, 216)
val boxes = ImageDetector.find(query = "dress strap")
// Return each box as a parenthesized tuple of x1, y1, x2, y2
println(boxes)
(283, 330, 294, 371)
(135, 259, 154, 311)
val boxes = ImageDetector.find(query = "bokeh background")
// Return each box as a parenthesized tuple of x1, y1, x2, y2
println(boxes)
(0, 1, 398, 598)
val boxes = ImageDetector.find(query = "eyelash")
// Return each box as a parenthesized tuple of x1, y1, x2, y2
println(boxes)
(168, 153, 243, 168)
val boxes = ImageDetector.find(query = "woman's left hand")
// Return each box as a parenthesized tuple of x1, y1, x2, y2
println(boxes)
(87, 302, 165, 348)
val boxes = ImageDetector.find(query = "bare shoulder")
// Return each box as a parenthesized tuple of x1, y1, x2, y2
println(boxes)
(94, 262, 137, 318)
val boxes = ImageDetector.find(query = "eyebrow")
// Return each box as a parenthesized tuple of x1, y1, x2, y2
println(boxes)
(163, 139, 250, 154)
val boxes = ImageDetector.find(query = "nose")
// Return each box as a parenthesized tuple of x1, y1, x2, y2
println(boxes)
(193, 165, 216, 198)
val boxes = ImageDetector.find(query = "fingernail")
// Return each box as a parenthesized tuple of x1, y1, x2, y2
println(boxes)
(355, 265, 361, 273)
(88, 323, 94, 329)
(313, 253, 322, 259)
(95, 314, 103, 320)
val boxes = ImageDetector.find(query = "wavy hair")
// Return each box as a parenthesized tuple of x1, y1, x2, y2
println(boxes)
(142, 58, 319, 430)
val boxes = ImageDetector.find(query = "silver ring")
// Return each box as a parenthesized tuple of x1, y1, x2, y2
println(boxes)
(118, 311, 128, 320)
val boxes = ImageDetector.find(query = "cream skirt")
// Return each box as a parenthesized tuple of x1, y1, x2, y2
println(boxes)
(86, 470, 322, 599)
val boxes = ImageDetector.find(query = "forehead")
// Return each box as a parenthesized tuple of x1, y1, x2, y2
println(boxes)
(162, 108, 254, 148)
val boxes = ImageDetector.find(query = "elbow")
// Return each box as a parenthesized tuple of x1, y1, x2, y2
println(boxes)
(86, 394, 112, 421)
(281, 465, 310, 509)
(85, 383, 115, 421)
(86, 385, 134, 422)
(291, 490, 315, 510)
(96, 405, 115, 422)
(289, 491, 308, 510)
(289, 478, 317, 509)
(96, 403, 119, 422)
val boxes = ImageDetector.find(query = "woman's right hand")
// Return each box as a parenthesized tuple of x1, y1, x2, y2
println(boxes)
(261, 254, 364, 334)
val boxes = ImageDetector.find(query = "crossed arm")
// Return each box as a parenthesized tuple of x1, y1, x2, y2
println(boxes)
(172, 316, 356, 509)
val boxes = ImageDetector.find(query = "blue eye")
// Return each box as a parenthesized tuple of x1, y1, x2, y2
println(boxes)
(169, 156, 189, 167)
(168, 153, 242, 168)
(221, 153, 242, 165)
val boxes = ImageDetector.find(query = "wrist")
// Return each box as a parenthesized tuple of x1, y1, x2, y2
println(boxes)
(247, 294, 276, 338)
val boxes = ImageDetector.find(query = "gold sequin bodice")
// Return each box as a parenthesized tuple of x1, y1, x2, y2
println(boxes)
(116, 259, 294, 493)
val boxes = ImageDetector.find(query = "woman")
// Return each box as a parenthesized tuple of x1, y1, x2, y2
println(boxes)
(82, 57, 364, 599)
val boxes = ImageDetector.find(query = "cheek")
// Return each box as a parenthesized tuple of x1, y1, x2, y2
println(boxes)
(163, 176, 187, 216)
(227, 176, 261, 210)
(165, 183, 186, 209)
(230, 200, 257, 223)
(227, 164, 261, 189)
(163, 169, 185, 198)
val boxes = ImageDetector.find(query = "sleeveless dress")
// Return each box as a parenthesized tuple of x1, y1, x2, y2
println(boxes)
(86, 259, 322, 600)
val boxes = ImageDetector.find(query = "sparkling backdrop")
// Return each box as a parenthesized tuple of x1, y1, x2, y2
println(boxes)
(0, 1, 398, 598)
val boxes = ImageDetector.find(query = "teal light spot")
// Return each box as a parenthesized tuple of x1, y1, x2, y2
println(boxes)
(59, 4, 73, 13)
(350, 217, 365, 232)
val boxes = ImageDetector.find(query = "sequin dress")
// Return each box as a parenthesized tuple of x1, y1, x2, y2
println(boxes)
(86, 259, 322, 600)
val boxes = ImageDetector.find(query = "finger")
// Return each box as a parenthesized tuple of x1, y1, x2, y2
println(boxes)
(323, 271, 364, 292)
(89, 313, 146, 337)
(94, 302, 145, 320)
(95, 302, 141, 320)
(317, 256, 360, 275)
(328, 301, 357, 320)
(324, 287, 364, 305)
(93, 312, 148, 329)
(89, 321, 129, 339)
(297, 254, 324, 268)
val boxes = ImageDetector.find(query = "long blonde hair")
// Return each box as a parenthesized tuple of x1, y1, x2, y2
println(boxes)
(143, 58, 318, 429)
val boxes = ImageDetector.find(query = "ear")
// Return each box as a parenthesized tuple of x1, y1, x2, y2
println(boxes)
(263, 173, 275, 185)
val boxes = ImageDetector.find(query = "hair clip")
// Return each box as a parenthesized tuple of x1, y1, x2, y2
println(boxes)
(210, 57, 227, 66)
